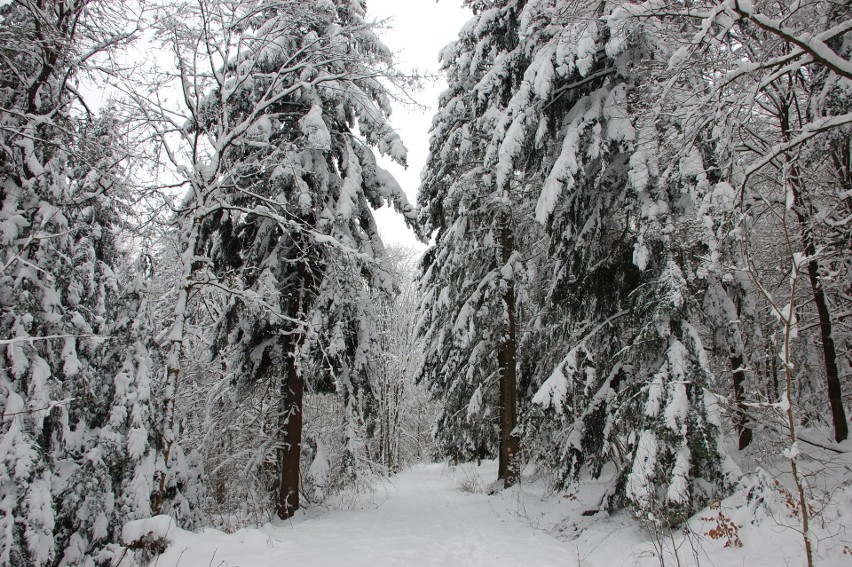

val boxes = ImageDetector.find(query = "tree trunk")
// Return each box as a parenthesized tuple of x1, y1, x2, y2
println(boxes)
(723, 285, 753, 450)
(768, 336, 779, 402)
(802, 251, 848, 442)
(789, 180, 848, 442)
(780, 96, 848, 443)
(497, 221, 520, 488)
(276, 345, 304, 520)
(275, 257, 313, 520)
(730, 353, 753, 449)
(153, 218, 200, 514)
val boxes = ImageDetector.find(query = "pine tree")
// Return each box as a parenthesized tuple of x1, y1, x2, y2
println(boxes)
(418, 0, 539, 487)
(145, 0, 416, 520)
(528, 0, 736, 519)
(420, 0, 736, 515)
(0, 2, 156, 563)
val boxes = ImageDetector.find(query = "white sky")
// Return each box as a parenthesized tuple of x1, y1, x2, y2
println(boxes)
(365, 0, 472, 251)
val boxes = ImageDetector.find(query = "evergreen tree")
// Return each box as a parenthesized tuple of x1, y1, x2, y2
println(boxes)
(527, 0, 737, 519)
(0, 2, 156, 563)
(418, 0, 538, 487)
(420, 0, 735, 516)
(146, 0, 416, 520)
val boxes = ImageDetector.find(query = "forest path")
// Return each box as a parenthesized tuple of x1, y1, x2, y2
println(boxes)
(156, 462, 577, 566)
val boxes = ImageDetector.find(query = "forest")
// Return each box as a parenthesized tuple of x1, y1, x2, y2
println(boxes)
(0, 0, 850, 565)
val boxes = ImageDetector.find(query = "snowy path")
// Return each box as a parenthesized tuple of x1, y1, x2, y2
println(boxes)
(157, 463, 577, 566)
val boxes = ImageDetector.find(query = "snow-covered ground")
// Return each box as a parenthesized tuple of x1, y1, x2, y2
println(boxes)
(145, 454, 852, 566)
(149, 463, 573, 566)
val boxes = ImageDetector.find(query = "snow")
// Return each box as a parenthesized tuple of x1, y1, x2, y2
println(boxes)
(123, 451, 852, 567)
(602, 83, 635, 143)
(28, 355, 51, 431)
(378, 131, 408, 164)
(307, 441, 331, 499)
(0, 212, 28, 245)
(532, 365, 568, 414)
(711, 181, 736, 211)
(466, 386, 483, 419)
(644, 372, 664, 417)
(664, 346, 690, 432)
(785, 177, 796, 210)
(25, 473, 55, 565)
(774, 394, 791, 413)
(61, 337, 81, 376)
(338, 144, 363, 219)
(247, 115, 273, 142)
(127, 427, 148, 461)
(633, 236, 650, 271)
(666, 445, 691, 504)
(534, 99, 585, 224)
(575, 28, 597, 76)
(606, 0, 667, 57)
(783, 441, 801, 461)
(732, 8, 852, 80)
(149, 464, 575, 566)
(626, 430, 659, 508)
(668, 46, 691, 69)
(495, 109, 529, 190)
(122, 515, 177, 546)
(532, 46, 556, 100)
(729, 0, 753, 15)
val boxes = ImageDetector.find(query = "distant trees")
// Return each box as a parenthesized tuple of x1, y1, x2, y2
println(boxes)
(370, 247, 434, 473)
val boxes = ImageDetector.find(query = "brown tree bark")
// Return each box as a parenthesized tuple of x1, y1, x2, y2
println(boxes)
(275, 258, 314, 519)
(276, 343, 304, 520)
(497, 220, 520, 488)
(799, 238, 848, 442)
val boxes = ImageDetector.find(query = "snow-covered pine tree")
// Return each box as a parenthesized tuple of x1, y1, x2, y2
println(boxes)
(533, 0, 852, 518)
(418, 0, 545, 487)
(99, 253, 159, 528)
(420, 0, 735, 518)
(0, 2, 159, 563)
(146, 0, 416, 520)
(529, 0, 736, 521)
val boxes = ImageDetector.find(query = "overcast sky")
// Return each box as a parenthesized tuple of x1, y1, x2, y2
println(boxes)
(365, 0, 472, 251)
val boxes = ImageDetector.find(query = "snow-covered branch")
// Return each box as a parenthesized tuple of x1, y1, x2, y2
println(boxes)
(728, 2, 852, 81)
